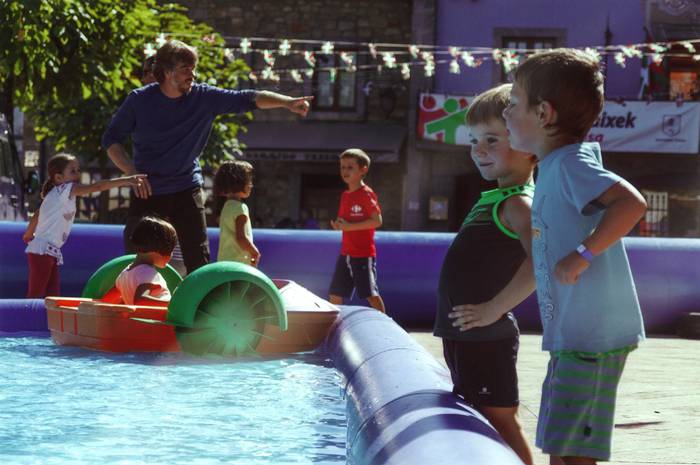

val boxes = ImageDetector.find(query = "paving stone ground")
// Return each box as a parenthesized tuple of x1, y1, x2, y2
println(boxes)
(409, 331, 700, 465)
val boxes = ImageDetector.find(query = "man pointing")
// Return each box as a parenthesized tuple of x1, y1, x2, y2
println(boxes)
(102, 40, 311, 273)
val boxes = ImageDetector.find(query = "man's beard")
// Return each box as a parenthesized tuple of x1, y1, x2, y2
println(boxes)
(179, 80, 193, 94)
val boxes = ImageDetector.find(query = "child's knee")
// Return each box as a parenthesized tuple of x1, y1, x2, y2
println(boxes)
(480, 405, 522, 429)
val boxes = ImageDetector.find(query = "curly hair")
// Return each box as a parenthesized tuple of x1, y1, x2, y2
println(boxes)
(213, 160, 254, 197)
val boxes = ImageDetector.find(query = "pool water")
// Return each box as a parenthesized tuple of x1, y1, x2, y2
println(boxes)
(0, 338, 346, 465)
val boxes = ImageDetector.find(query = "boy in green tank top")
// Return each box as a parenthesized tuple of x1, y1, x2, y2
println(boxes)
(433, 84, 537, 465)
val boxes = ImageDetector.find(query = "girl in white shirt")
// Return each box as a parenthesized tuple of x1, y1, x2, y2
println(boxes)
(115, 216, 177, 305)
(23, 153, 146, 298)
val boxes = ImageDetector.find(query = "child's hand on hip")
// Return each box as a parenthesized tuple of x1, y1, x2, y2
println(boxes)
(449, 302, 502, 331)
(554, 251, 590, 284)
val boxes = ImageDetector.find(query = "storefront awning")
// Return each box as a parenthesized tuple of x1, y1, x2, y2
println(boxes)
(237, 122, 406, 162)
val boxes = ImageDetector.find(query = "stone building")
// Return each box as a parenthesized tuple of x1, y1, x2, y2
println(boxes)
(176, 0, 421, 230)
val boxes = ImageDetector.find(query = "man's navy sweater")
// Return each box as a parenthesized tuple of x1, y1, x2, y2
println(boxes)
(102, 83, 257, 195)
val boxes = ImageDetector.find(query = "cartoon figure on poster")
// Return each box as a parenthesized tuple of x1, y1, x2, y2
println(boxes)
(418, 93, 471, 145)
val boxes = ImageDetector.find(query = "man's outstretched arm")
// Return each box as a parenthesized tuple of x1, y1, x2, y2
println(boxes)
(254, 91, 313, 117)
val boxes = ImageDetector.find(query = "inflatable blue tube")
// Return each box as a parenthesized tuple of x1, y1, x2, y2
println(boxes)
(0, 299, 47, 334)
(324, 306, 522, 465)
(2, 221, 699, 333)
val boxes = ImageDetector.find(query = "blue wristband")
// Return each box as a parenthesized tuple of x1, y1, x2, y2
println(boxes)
(576, 244, 594, 262)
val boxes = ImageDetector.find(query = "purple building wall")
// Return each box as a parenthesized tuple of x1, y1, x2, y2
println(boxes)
(435, 0, 646, 99)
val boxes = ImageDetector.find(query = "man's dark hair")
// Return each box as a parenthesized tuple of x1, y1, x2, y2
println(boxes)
(142, 55, 156, 84)
(153, 40, 198, 84)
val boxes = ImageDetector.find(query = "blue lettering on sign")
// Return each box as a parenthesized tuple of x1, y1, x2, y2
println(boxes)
(592, 111, 637, 129)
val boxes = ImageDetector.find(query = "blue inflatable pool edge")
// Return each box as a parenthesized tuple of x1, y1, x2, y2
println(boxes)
(325, 306, 523, 465)
(0, 299, 48, 334)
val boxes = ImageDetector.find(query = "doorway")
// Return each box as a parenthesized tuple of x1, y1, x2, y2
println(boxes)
(300, 173, 345, 229)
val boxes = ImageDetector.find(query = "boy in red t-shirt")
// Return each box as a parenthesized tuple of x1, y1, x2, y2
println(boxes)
(329, 149, 385, 312)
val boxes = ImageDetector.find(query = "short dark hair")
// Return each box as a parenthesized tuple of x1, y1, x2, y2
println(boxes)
(153, 40, 198, 84)
(466, 84, 511, 127)
(213, 160, 254, 197)
(514, 48, 604, 140)
(130, 216, 178, 256)
(340, 148, 371, 169)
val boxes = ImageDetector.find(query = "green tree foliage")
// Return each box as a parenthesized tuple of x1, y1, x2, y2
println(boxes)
(0, 0, 250, 167)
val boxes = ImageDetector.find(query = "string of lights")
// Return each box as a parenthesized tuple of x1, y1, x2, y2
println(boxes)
(142, 33, 700, 83)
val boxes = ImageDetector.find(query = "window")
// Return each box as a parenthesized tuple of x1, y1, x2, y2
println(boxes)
(502, 37, 555, 52)
(492, 28, 565, 85)
(670, 70, 699, 100)
(499, 37, 556, 82)
(313, 52, 357, 111)
(638, 190, 669, 237)
(650, 43, 700, 101)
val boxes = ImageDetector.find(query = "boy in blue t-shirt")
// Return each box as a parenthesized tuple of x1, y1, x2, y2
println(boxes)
(504, 48, 646, 464)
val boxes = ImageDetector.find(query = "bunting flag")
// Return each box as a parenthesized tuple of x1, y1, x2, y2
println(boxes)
(141, 34, 700, 84)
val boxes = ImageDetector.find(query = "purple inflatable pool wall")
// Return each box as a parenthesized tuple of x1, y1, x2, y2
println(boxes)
(1, 221, 698, 333)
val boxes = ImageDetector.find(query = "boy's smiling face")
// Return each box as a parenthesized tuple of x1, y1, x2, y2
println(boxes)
(503, 83, 542, 155)
(469, 118, 535, 186)
(339, 157, 367, 188)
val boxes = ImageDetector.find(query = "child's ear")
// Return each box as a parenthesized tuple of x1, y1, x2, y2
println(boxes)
(538, 101, 557, 127)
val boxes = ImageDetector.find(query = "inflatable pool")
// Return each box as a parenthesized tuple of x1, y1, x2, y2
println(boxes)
(2, 221, 699, 334)
(0, 228, 529, 464)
